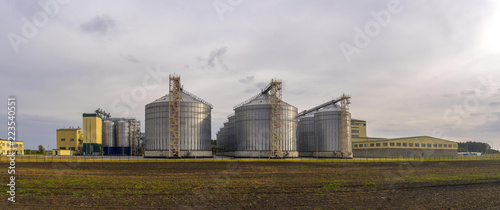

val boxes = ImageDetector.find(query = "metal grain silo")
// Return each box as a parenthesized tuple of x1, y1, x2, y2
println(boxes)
(226, 115, 236, 155)
(144, 90, 212, 157)
(102, 120, 115, 155)
(219, 122, 229, 156)
(127, 119, 138, 156)
(297, 113, 315, 157)
(216, 129, 223, 154)
(234, 93, 298, 157)
(314, 105, 342, 157)
(116, 120, 130, 155)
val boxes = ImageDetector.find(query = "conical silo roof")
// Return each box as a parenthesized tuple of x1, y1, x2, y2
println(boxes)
(240, 93, 293, 107)
(298, 111, 315, 119)
(317, 104, 340, 112)
(150, 89, 212, 108)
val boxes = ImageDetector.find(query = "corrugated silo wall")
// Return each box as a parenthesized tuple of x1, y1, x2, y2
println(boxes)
(102, 120, 115, 155)
(145, 101, 212, 157)
(116, 120, 130, 155)
(227, 116, 236, 152)
(234, 104, 298, 157)
(298, 116, 315, 156)
(314, 110, 342, 157)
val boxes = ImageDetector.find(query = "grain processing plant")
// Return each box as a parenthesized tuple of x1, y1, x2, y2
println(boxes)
(218, 79, 299, 158)
(53, 109, 142, 156)
(144, 75, 213, 158)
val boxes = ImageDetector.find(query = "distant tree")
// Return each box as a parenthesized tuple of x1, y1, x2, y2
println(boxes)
(211, 140, 217, 146)
(458, 141, 496, 153)
(24, 149, 32, 154)
(38, 145, 45, 154)
(489, 149, 500, 154)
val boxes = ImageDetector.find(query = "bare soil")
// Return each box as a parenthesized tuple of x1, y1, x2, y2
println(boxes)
(1, 160, 500, 209)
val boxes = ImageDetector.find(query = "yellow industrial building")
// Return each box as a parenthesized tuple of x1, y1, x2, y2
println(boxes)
(0, 139, 24, 155)
(351, 119, 367, 138)
(53, 113, 106, 156)
(53, 127, 83, 156)
(351, 119, 458, 157)
(353, 136, 458, 157)
(83, 113, 103, 155)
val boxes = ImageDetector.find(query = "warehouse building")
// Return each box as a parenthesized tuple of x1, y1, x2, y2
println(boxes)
(53, 127, 83, 156)
(0, 139, 24, 155)
(352, 136, 458, 157)
(351, 119, 458, 157)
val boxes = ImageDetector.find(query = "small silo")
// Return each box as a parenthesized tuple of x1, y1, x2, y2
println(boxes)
(220, 122, 229, 155)
(116, 120, 130, 155)
(145, 90, 212, 157)
(216, 129, 222, 154)
(226, 115, 236, 156)
(314, 105, 342, 157)
(297, 113, 315, 157)
(234, 93, 298, 157)
(127, 119, 138, 156)
(102, 120, 115, 155)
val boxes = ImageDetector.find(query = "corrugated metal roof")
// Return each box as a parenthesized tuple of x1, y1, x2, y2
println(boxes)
(353, 136, 457, 143)
(150, 89, 212, 108)
(317, 104, 340, 112)
(240, 93, 293, 106)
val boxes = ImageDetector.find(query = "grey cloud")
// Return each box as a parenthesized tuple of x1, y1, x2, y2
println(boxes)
(207, 46, 227, 69)
(480, 118, 500, 132)
(121, 54, 139, 63)
(442, 93, 456, 98)
(470, 113, 488, 117)
(13, 1, 40, 17)
(255, 82, 268, 88)
(288, 88, 309, 95)
(239, 76, 255, 83)
(81, 14, 116, 36)
(490, 102, 500, 106)
(196, 46, 229, 71)
(461, 90, 475, 95)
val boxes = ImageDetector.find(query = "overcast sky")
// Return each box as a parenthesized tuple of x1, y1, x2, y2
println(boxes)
(1, 0, 499, 150)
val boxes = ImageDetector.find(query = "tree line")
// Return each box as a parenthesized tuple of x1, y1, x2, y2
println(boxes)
(458, 141, 499, 154)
